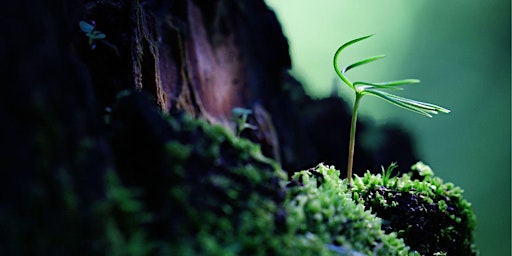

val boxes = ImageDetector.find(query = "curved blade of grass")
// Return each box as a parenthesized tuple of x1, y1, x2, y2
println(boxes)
(380, 92, 451, 114)
(374, 92, 442, 116)
(354, 82, 403, 92)
(353, 79, 420, 90)
(362, 89, 450, 117)
(367, 92, 435, 117)
(342, 55, 386, 74)
(396, 96, 450, 114)
(372, 90, 449, 116)
(335, 34, 374, 57)
(333, 34, 374, 90)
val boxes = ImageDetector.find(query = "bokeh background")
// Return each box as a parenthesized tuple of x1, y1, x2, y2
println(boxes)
(264, 0, 511, 255)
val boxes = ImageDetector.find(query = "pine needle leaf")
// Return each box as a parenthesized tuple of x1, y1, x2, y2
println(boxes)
(337, 34, 374, 53)
(342, 55, 386, 74)
(362, 89, 448, 117)
(333, 34, 375, 90)
(353, 79, 420, 89)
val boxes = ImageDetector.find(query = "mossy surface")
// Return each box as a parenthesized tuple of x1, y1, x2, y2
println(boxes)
(2, 91, 476, 255)
(104, 92, 420, 255)
(108, 92, 289, 255)
(286, 164, 415, 255)
(351, 162, 477, 255)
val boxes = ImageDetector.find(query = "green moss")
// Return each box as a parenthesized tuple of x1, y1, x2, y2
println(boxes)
(164, 141, 192, 162)
(103, 108, 421, 255)
(351, 162, 477, 255)
(41, 91, 473, 255)
(286, 164, 415, 255)
(128, 113, 291, 255)
(104, 106, 477, 255)
(94, 170, 154, 256)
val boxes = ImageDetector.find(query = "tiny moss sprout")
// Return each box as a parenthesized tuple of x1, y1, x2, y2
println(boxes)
(79, 20, 106, 49)
(232, 107, 257, 137)
(79, 20, 119, 55)
(382, 162, 399, 187)
(333, 35, 450, 186)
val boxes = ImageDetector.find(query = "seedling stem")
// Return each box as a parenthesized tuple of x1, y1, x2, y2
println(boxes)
(333, 35, 450, 187)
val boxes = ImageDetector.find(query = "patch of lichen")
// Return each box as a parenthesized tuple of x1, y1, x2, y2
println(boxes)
(351, 162, 477, 255)
(286, 163, 415, 255)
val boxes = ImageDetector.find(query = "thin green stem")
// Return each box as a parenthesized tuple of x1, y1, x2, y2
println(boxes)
(347, 93, 362, 187)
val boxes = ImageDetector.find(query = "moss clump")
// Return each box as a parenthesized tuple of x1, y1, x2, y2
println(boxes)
(286, 164, 415, 255)
(158, 116, 290, 255)
(107, 93, 417, 255)
(5, 90, 475, 254)
(108, 92, 290, 254)
(94, 170, 154, 256)
(351, 162, 477, 255)
(109, 94, 477, 254)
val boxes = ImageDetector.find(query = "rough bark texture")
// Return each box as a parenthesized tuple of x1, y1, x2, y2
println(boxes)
(1, 0, 420, 253)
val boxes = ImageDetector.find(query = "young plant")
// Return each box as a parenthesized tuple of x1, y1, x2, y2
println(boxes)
(333, 35, 450, 186)
(79, 20, 119, 56)
(232, 107, 257, 137)
(381, 162, 399, 187)
(79, 20, 106, 49)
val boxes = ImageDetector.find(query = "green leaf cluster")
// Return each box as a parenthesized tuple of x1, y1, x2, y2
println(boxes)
(334, 35, 451, 186)
(231, 107, 257, 137)
(79, 21, 106, 49)
(333, 35, 450, 117)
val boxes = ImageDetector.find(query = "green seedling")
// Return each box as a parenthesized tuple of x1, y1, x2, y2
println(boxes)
(232, 107, 257, 137)
(79, 20, 120, 56)
(381, 162, 399, 187)
(79, 20, 106, 49)
(333, 35, 450, 186)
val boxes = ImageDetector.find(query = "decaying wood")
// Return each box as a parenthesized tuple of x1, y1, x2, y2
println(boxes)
(129, 1, 263, 126)
(125, 0, 287, 160)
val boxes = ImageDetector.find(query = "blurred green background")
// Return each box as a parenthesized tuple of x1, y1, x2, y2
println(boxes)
(264, 0, 511, 255)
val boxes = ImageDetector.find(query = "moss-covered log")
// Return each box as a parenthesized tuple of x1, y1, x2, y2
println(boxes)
(351, 162, 477, 255)
(1, 0, 476, 254)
